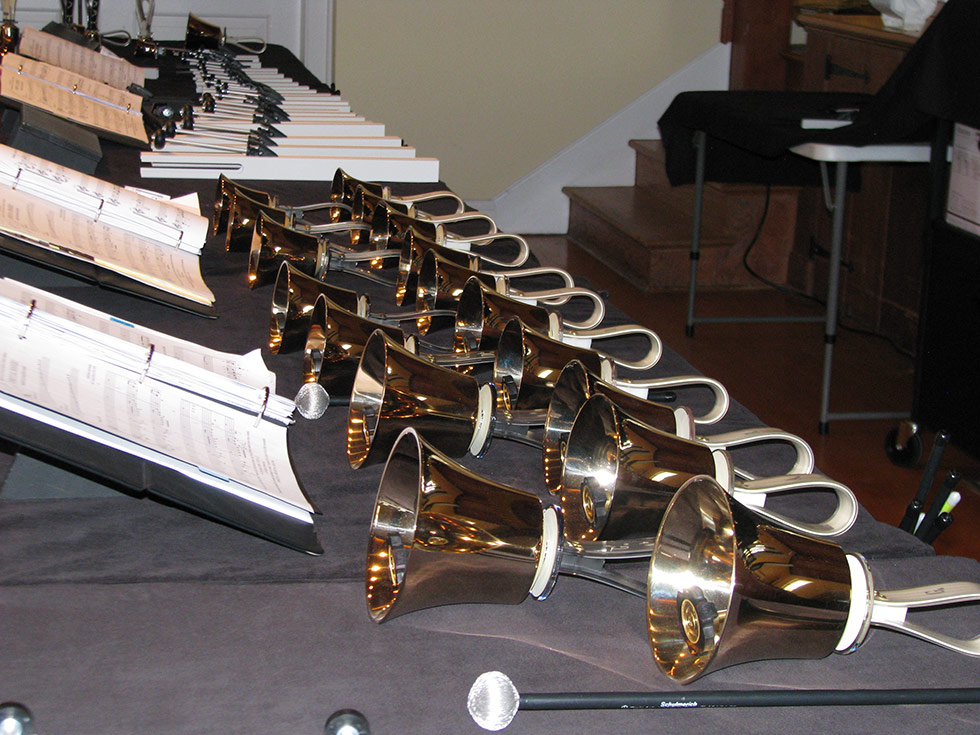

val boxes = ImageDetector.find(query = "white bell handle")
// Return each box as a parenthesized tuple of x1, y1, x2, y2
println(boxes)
(440, 230, 531, 268)
(560, 324, 662, 371)
(503, 285, 606, 332)
(699, 427, 814, 477)
(732, 473, 859, 537)
(837, 554, 980, 657)
(611, 374, 729, 425)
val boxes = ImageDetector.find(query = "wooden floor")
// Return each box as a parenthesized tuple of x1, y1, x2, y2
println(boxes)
(529, 235, 980, 561)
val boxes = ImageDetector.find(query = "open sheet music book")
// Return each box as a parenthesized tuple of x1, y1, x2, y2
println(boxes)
(0, 52, 148, 147)
(0, 143, 216, 315)
(0, 279, 322, 553)
(17, 26, 146, 90)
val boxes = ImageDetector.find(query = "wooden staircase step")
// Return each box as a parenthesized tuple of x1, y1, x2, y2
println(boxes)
(563, 184, 735, 292)
(563, 184, 731, 250)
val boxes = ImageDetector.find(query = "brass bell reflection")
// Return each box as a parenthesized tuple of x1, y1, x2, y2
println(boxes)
(560, 393, 857, 541)
(347, 330, 495, 469)
(269, 261, 362, 355)
(646, 475, 980, 683)
(302, 294, 403, 404)
(366, 428, 561, 622)
(646, 475, 853, 684)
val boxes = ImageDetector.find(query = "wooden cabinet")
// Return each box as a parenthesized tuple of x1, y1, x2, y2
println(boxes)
(786, 13, 929, 354)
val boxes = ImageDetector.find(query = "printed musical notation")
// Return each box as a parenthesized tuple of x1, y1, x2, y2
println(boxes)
(0, 52, 148, 146)
(0, 280, 318, 545)
(17, 26, 146, 91)
(0, 143, 215, 314)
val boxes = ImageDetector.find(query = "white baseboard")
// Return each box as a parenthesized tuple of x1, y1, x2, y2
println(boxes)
(470, 43, 731, 235)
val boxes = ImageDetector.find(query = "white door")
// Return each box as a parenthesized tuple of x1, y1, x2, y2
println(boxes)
(14, 0, 334, 84)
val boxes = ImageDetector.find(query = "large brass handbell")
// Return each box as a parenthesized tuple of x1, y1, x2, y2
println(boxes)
(269, 261, 363, 355)
(367, 428, 683, 624)
(647, 475, 980, 684)
(455, 277, 662, 371)
(561, 393, 856, 542)
(366, 428, 563, 623)
(347, 330, 497, 469)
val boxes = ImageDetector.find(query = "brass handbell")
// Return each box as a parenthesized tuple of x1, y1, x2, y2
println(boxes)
(455, 277, 662, 371)
(392, 227, 477, 311)
(367, 428, 563, 622)
(295, 295, 405, 419)
(347, 330, 553, 467)
(382, 204, 531, 268)
(416, 248, 593, 314)
(368, 428, 711, 625)
(561, 393, 857, 542)
(353, 185, 498, 236)
(648, 475, 980, 683)
(543, 360, 699, 493)
(212, 174, 273, 236)
(269, 261, 364, 355)
(347, 330, 495, 469)
(248, 212, 398, 289)
(332, 168, 466, 215)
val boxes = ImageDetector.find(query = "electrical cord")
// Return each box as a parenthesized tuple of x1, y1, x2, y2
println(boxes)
(740, 183, 915, 358)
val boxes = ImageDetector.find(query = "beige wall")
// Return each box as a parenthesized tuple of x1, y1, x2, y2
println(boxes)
(334, 1, 722, 200)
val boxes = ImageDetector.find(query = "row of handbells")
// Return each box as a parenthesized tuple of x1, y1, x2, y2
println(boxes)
(214, 170, 980, 685)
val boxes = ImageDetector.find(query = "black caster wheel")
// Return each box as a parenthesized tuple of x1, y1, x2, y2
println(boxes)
(885, 421, 922, 467)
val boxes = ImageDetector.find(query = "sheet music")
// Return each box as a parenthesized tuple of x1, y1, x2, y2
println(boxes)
(0, 54, 148, 146)
(18, 26, 146, 90)
(0, 185, 214, 306)
(0, 294, 312, 513)
(0, 144, 207, 254)
(0, 279, 273, 389)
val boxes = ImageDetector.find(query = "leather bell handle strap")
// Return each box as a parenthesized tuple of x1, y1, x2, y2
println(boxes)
(614, 374, 730, 425)
(442, 231, 531, 268)
(486, 265, 577, 292)
(392, 188, 466, 214)
(561, 323, 663, 370)
(733, 473, 859, 537)
(699, 427, 815, 477)
(418, 210, 498, 235)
